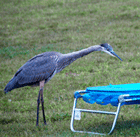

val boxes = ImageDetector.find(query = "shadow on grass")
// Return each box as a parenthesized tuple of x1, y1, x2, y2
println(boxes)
(0, 118, 18, 125)
(115, 119, 140, 130)
(74, 119, 140, 134)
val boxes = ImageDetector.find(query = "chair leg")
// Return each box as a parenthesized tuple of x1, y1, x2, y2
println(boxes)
(70, 98, 106, 135)
(70, 98, 77, 132)
(70, 97, 122, 135)
(108, 102, 122, 135)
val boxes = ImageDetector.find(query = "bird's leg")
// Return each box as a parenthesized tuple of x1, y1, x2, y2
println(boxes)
(36, 88, 41, 126)
(40, 80, 47, 125)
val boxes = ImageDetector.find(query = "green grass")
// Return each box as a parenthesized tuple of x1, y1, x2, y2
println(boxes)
(0, 0, 140, 136)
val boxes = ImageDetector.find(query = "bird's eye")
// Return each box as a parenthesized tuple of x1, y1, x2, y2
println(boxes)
(107, 47, 110, 51)
(105, 46, 110, 51)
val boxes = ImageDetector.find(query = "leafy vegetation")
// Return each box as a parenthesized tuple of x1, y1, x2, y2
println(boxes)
(0, 0, 140, 136)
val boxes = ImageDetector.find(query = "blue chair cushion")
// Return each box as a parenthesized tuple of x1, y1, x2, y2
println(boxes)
(79, 83, 140, 106)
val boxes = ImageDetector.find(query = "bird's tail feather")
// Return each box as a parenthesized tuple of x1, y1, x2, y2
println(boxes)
(4, 77, 17, 93)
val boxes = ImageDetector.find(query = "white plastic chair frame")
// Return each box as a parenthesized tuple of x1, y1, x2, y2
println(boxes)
(70, 90, 140, 135)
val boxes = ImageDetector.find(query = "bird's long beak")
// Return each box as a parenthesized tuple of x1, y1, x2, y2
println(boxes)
(111, 51, 122, 61)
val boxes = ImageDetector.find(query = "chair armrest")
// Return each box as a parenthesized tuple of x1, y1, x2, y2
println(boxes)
(74, 90, 87, 98)
(118, 94, 140, 103)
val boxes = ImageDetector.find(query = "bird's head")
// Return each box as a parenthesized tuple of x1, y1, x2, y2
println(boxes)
(100, 43, 122, 61)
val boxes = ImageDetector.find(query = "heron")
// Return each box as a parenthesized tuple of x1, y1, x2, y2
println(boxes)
(4, 43, 122, 126)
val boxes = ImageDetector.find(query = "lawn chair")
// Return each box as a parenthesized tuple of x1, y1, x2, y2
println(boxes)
(70, 83, 140, 135)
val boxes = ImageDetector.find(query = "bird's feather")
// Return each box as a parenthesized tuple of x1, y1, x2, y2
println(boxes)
(16, 52, 59, 85)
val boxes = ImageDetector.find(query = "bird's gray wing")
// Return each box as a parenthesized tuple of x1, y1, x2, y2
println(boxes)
(15, 53, 58, 85)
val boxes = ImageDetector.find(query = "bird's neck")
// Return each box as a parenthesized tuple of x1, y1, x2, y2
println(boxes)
(65, 45, 101, 59)
(56, 45, 101, 72)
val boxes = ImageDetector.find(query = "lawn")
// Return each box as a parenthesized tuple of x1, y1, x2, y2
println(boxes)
(0, 0, 140, 136)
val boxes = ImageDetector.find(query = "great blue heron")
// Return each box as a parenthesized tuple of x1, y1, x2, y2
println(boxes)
(4, 43, 122, 126)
